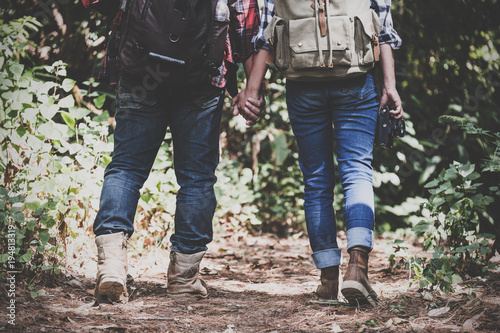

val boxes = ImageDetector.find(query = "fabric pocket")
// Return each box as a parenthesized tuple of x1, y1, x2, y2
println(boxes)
(341, 73, 376, 100)
(192, 86, 223, 109)
(265, 16, 289, 70)
(354, 10, 382, 66)
(288, 16, 351, 69)
(117, 74, 157, 109)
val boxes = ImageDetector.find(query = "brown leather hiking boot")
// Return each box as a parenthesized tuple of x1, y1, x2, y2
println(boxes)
(167, 251, 208, 298)
(341, 246, 378, 306)
(95, 232, 129, 303)
(316, 265, 339, 300)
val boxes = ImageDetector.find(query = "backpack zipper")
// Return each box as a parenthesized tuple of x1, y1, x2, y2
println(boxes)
(141, 0, 151, 21)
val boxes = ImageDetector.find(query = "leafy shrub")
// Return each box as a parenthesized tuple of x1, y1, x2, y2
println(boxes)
(389, 120, 499, 293)
(0, 16, 113, 284)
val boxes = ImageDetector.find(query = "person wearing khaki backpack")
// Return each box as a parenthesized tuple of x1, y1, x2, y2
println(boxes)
(233, 0, 404, 306)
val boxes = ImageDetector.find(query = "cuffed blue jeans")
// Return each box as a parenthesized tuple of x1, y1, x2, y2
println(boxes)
(286, 73, 378, 269)
(93, 73, 224, 254)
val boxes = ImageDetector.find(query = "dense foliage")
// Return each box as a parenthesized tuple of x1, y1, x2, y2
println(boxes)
(1, 0, 499, 293)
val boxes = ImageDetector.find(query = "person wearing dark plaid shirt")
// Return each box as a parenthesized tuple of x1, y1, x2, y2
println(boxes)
(90, 0, 265, 303)
(233, 0, 404, 306)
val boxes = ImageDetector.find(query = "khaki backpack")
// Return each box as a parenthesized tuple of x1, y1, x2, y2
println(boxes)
(264, 0, 382, 81)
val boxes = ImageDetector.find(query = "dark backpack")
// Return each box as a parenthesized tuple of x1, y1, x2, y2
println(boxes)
(82, 0, 120, 17)
(119, 0, 228, 86)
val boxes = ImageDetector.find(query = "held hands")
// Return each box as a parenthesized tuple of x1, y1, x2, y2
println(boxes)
(232, 88, 265, 126)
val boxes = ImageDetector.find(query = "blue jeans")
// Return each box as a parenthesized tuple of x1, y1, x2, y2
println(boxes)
(93, 74, 224, 254)
(286, 73, 379, 269)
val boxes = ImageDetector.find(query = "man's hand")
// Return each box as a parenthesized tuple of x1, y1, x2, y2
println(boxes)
(232, 89, 265, 126)
(231, 49, 269, 126)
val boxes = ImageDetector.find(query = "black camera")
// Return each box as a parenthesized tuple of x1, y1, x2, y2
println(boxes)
(376, 106, 405, 149)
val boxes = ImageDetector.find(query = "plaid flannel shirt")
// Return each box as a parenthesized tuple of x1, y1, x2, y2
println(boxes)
(98, 0, 260, 88)
(252, 0, 402, 51)
(212, 0, 261, 88)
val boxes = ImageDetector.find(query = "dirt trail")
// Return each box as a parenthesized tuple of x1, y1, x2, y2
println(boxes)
(2, 233, 499, 332)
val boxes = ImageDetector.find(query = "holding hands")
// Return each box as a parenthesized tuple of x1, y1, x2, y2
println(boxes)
(232, 88, 265, 126)
(231, 50, 270, 126)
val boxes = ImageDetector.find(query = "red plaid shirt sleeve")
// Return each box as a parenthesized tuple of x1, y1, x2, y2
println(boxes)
(229, 0, 260, 63)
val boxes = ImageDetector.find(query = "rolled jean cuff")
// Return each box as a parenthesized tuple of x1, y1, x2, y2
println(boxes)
(347, 227, 374, 251)
(311, 248, 342, 269)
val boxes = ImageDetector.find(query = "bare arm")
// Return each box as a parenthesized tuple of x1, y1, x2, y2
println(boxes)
(379, 43, 404, 119)
(232, 49, 270, 125)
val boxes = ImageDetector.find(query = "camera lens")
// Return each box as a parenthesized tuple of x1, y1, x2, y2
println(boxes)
(392, 119, 405, 138)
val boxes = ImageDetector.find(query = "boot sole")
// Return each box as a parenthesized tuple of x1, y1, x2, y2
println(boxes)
(341, 281, 377, 307)
(97, 278, 126, 302)
(167, 290, 208, 299)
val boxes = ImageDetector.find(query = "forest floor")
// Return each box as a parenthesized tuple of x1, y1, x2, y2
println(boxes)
(1, 231, 500, 332)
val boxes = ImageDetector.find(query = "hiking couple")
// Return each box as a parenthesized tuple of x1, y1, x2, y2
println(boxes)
(84, 0, 404, 306)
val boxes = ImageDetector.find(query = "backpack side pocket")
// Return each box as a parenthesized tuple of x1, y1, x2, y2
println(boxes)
(354, 10, 382, 66)
(264, 16, 289, 71)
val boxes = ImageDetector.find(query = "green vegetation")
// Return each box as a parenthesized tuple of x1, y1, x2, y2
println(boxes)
(1, 0, 499, 295)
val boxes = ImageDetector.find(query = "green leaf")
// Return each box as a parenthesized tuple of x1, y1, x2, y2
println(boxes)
(24, 201, 41, 211)
(93, 94, 106, 109)
(451, 274, 462, 284)
(458, 163, 475, 178)
(16, 125, 27, 137)
(466, 172, 481, 181)
(13, 212, 25, 224)
(9, 63, 24, 80)
(68, 107, 91, 120)
(0, 253, 9, 263)
(39, 104, 59, 120)
(412, 221, 432, 234)
(61, 78, 76, 92)
(58, 95, 75, 108)
(22, 107, 39, 123)
(102, 154, 112, 166)
(45, 217, 56, 229)
(37, 121, 63, 141)
(431, 196, 446, 208)
(39, 232, 50, 245)
(60, 111, 76, 129)
(19, 249, 32, 263)
(419, 279, 429, 288)
(424, 179, 440, 188)
(26, 220, 37, 230)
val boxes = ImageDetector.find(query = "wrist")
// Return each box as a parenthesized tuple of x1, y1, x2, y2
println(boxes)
(246, 84, 262, 96)
(382, 83, 397, 93)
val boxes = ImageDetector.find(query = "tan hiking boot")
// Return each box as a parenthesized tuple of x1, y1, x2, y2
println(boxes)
(95, 232, 128, 303)
(341, 246, 378, 306)
(316, 266, 339, 300)
(167, 251, 208, 298)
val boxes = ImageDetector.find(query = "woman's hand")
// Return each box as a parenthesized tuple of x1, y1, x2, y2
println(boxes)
(380, 86, 404, 119)
(379, 44, 405, 119)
